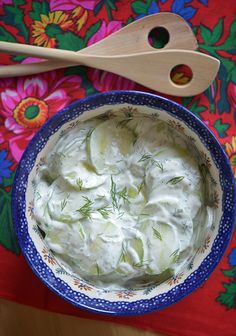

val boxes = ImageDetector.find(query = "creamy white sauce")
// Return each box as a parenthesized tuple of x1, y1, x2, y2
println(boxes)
(33, 114, 213, 288)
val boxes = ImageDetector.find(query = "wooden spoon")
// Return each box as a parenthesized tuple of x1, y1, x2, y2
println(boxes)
(0, 42, 219, 96)
(0, 12, 197, 77)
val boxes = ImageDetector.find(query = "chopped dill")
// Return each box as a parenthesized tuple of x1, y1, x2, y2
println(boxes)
(97, 206, 112, 219)
(76, 178, 83, 190)
(170, 249, 180, 263)
(138, 153, 153, 163)
(153, 161, 164, 172)
(137, 180, 145, 193)
(166, 176, 184, 185)
(96, 263, 100, 276)
(76, 196, 93, 218)
(138, 152, 164, 172)
(152, 227, 162, 241)
(110, 176, 129, 211)
(60, 193, 70, 211)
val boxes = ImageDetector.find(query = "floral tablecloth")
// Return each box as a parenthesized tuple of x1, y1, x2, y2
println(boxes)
(0, 1, 235, 335)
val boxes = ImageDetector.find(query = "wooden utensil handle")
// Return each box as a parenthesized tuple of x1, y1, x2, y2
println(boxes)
(0, 61, 70, 77)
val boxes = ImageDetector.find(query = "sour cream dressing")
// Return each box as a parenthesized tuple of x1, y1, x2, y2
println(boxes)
(33, 114, 213, 288)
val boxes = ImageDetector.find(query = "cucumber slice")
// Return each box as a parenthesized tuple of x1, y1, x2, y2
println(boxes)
(63, 161, 106, 190)
(89, 119, 135, 174)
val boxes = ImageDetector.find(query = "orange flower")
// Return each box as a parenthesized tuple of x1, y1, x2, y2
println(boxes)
(72, 6, 88, 31)
(225, 136, 236, 177)
(13, 97, 48, 128)
(32, 11, 73, 47)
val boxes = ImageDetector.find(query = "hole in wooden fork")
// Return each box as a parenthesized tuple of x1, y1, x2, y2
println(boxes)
(148, 27, 170, 49)
(170, 64, 193, 86)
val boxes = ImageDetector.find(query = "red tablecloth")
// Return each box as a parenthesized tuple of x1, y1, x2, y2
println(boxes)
(0, 1, 236, 335)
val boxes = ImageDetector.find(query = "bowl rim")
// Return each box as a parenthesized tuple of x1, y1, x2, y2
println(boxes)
(12, 90, 236, 316)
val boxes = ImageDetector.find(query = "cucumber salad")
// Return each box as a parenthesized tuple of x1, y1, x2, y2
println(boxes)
(33, 113, 213, 288)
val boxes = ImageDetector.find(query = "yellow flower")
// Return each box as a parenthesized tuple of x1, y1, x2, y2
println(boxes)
(32, 11, 73, 48)
(225, 136, 236, 177)
(72, 6, 88, 31)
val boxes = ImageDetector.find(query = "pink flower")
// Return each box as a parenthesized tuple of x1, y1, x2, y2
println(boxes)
(0, 0, 12, 4)
(227, 81, 236, 109)
(0, 72, 85, 162)
(88, 69, 135, 91)
(87, 21, 135, 92)
(50, 0, 97, 11)
(87, 21, 122, 46)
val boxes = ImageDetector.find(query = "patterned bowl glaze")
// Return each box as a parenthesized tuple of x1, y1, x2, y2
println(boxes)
(12, 91, 236, 316)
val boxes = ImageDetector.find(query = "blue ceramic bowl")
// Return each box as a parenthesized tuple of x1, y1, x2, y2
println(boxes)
(12, 91, 236, 316)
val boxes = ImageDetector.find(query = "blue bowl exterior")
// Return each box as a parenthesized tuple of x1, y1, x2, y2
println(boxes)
(12, 91, 236, 316)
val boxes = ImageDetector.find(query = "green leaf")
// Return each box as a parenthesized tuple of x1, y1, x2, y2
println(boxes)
(209, 18, 223, 45)
(126, 16, 134, 25)
(29, 1, 50, 21)
(57, 32, 86, 51)
(64, 65, 87, 76)
(64, 65, 98, 96)
(0, 26, 17, 42)
(13, 0, 25, 4)
(214, 119, 230, 138)
(231, 68, 236, 84)
(107, 0, 117, 10)
(94, 1, 104, 16)
(218, 65, 231, 114)
(222, 267, 236, 277)
(216, 282, 236, 310)
(1, 4, 29, 41)
(192, 26, 198, 35)
(12, 55, 26, 62)
(3, 170, 15, 188)
(0, 188, 20, 255)
(132, 1, 148, 14)
(200, 24, 212, 44)
(181, 96, 193, 107)
(84, 21, 102, 45)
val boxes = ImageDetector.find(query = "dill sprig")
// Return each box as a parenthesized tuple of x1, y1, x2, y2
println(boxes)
(152, 227, 162, 241)
(170, 249, 180, 263)
(117, 186, 129, 203)
(137, 179, 145, 193)
(60, 193, 70, 211)
(153, 161, 164, 172)
(76, 196, 93, 218)
(110, 176, 129, 211)
(138, 152, 164, 172)
(96, 263, 100, 275)
(138, 153, 153, 163)
(166, 176, 184, 185)
(76, 178, 83, 190)
(97, 206, 112, 219)
(111, 176, 119, 210)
